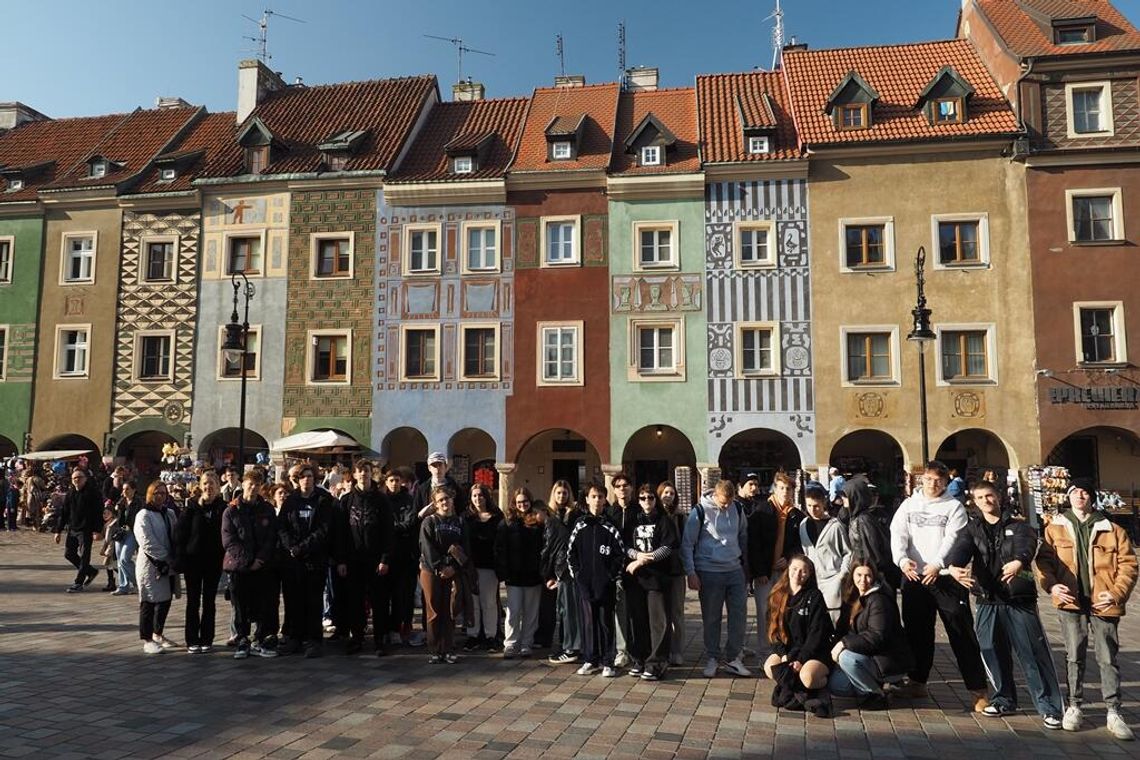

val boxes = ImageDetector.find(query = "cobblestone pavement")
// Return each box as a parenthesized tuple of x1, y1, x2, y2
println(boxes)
(1, 530, 1138, 759)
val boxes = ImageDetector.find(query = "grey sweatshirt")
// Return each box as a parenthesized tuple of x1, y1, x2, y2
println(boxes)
(681, 493, 748, 575)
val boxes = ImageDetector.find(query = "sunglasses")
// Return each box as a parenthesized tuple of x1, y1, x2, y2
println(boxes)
(639, 495, 655, 501)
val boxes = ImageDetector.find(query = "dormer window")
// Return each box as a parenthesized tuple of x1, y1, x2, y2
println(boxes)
(640, 146, 661, 166)
(6, 179, 23, 192)
(159, 168, 177, 182)
(933, 97, 963, 124)
(552, 141, 572, 160)
(545, 114, 586, 162)
(838, 104, 868, 130)
(826, 71, 879, 132)
(89, 162, 107, 179)
(247, 145, 269, 175)
(324, 153, 348, 171)
(1054, 21, 1096, 45)
(916, 67, 974, 127)
(748, 136, 770, 155)
(453, 156, 474, 174)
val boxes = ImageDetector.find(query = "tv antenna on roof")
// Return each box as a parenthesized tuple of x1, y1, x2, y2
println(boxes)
(556, 33, 566, 76)
(242, 8, 306, 63)
(424, 34, 495, 84)
(617, 21, 627, 84)
(765, 0, 785, 71)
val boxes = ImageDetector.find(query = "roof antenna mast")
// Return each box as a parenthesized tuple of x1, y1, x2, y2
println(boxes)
(765, 0, 785, 71)
(424, 34, 496, 83)
(242, 8, 306, 63)
(617, 21, 627, 87)
(556, 33, 566, 76)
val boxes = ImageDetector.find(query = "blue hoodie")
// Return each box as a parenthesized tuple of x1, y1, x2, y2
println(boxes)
(681, 492, 748, 575)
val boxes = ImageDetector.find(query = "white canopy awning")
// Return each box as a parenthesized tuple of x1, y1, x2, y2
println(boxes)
(22, 449, 94, 461)
(269, 430, 361, 453)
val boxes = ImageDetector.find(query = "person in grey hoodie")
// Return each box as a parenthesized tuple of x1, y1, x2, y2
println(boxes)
(682, 479, 751, 678)
(889, 460, 988, 710)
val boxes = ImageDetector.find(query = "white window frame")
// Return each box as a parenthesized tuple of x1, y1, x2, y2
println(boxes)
(309, 231, 355, 280)
(59, 231, 97, 285)
(159, 168, 177, 182)
(7, 179, 23, 192)
(1066, 81, 1114, 138)
(0, 324, 8, 381)
(748, 136, 770, 155)
(89, 161, 107, 179)
(537, 321, 583, 387)
(633, 220, 679, 271)
(552, 141, 572, 160)
(400, 325, 441, 382)
(133, 329, 176, 383)
(402, 223, 441, 276)
(931, 213, 990, 270)
(838, 217, 895, 273)
(461, 220, 501, 274)
(54, 324, 91, 379)
(1072, 301, 1128, 366)
(0, 236, 13, 284)
(453, 156, 474, 174)
(735, 321, 781, 378)
(458, 322, 501, 381)
(840, 325, 901, 387)
(540, 215, 581, 267)
(629, 316, 685, 382)
(306, 329, 352, 386)
(734, 220, 777, 269)
(138, 234, 180, 285)
(1065, 187, 1125, 243)
(222, 230, 267, 278)
(640, 145, 662, 166)
(216, 324, 261, 381)
(934, 323, 997, 386)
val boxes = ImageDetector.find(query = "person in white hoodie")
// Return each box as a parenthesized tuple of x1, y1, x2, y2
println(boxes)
(889, 460, 988, 711)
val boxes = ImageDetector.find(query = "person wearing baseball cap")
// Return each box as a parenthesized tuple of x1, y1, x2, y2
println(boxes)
(412, 452, 467, 519)
(1037, 476, 1138, 739)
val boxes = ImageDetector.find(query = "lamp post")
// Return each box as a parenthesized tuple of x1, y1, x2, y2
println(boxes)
(221, 272, 255, 469)
(907, 246, 936, 465)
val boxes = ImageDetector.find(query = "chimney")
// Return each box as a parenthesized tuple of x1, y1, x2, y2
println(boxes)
(783, 37, 808, 52)
(237, 59, 287, 123)
(554, 74, 587, 88)
(625, 66, 659, 92)
(0, 102, 50, 131)
(155, 96, 192, 110)
(452, 80, 486, 102)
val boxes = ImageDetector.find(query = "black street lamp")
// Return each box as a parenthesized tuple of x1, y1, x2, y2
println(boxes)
(221, 272, 255, 469)
(907, 246, 936, 465)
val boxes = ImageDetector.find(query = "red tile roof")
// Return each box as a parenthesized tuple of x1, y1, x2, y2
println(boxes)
(696, 72, 803, 163)
(128, 111, 237, 194)
(510, 83, 620, 172)
(781, 39, 1019, 147)
(0, 114, 127, 202)
(43, 106, 201, 190)
(202, 76, 437, 178)
(390, 97, 528, 182)
(974, 0, 1140, 57)
(611, 88, 701, 175)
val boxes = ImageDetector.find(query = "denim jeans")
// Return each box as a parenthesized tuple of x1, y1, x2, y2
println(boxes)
(1057, 609, 1122, 709)
(975, 603, 1063, 717)
(697, 568, 747, 661)
(116, 534, 137, 592)
(829, 649, 884, 696)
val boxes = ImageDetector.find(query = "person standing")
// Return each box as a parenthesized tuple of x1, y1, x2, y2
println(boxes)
(604, 472, 636, 667)
(544, 480, 580, 664)
(496, 487, 545, 658)
(277, 464, 336, 658)
(622, 484, 678, 680)
(658, 481, 688, 666)
(174, 471, 226, 653)
(889, 460, 988, 710)
(568, 480, 625, 678)
(799, 483, 850, 623)
(419, 485, 470, 664)
(413, 452, 467, 517)
(384, 468, 421, 647)
(222, 470, 278, 659)
(112, 482, 143, 595)
(747, 471, 804, 653)
(464, 483, 503, 651)
(135, 481, 178, 654)
(946, 481, 1064, 729)
(735, 472, 761, 516)
(842, 477, 899, 591)
(55, 468, 103, 592)
(337, 459, 393, 657)
(682, 480, 751, 678)
(827, 467, 846, 508)
(1036, 477, 1138, 740)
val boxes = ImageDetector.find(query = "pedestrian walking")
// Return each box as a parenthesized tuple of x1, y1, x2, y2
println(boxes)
(55, 468, 102, 593)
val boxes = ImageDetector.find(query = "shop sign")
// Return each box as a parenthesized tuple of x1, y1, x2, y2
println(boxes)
(1048, 385, 1140, 410)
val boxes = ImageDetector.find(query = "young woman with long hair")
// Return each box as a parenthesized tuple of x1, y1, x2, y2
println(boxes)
(495, 486, 545, 658)
(463, 483, 502, 651)
(621, 484, 679, 680)
(174, 471, 226, 653)
(545, 479, 582, 664)
(763, 555, 834, 693)
(135, 481, 178, 654)
(656, 481, 687, 666)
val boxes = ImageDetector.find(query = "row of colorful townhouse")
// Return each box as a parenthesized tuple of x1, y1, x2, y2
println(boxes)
(1, 0, 1138, 500)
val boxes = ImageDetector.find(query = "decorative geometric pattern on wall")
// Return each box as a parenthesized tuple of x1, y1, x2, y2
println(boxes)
(612, 274, 703, 313)
(4, 324, 35, 382)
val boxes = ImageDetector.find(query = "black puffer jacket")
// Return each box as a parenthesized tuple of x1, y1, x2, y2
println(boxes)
(770, 586, 834, 665)
(835, 586, 911, 677)
(173, 496, 226, 574)
(221, 497, 276, 573)
(465, 509, 502, 569)
(495, 514, 545, 587)
(843, 478, 899, 590)
(948, 510, 1039, 606)
(337, 486, 393, 567)
(278, 488, 337, 571)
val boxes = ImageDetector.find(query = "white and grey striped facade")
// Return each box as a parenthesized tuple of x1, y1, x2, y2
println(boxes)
(704, 178, 815, 465)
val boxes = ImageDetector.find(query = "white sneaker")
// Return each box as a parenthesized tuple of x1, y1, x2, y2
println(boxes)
(153, 635, 177, 651)
(1108, 710, 1135, 741)
(601, 666, 620, 678)
(142, 641, 164, 655)
(702, 657, 719, 678)
(1062, 705, 1083, 732)
(576, 663, 600, 676)
(721, 657, 752, 677)
(322, 618, 335, 630)
(614, 652, 630, 668)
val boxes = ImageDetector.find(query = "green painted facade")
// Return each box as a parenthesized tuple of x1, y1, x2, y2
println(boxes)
(0, 216, 44, 453)
(607, 197, 708, 468)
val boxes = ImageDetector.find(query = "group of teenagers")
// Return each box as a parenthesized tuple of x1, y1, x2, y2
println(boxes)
(52, 452, 1136, 738)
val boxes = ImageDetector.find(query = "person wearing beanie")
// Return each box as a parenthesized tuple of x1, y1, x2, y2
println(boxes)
(1037, 477, 1138, 740)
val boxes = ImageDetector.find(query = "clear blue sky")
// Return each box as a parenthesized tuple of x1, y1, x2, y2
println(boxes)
(8, 0, 1140, 117)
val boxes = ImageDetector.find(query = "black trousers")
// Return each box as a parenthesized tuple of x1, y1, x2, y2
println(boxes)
(535, 585, 558, 647)
(625, 577, 672, 667)
(264, 565, 283, 638)
(579, 585, 616, 668)
(139, 599, 171, 640)
(388, 558, 418, 633)
(902, 576, 987, 690)
(64, 530, 94, 585)
(231, 568, 271, 641)
(282, 564, 326, 644)
(344, 562, 391, 647)
(183, 567, 221, 646)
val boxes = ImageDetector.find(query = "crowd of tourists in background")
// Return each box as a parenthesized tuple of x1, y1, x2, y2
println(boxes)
(2, 451, 1136, 740)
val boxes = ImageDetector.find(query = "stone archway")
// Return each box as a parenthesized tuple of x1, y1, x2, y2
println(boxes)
(0, 435, 17, 458)
(830, 429, 905, 478)
(117, 430, 177, 483)
(381, 427, 429, 479)
(1047, 426, 1140, 492)
(935, 428, 1012, 486)
(718, 428, 800, 488)
(448, 428, 496, 490)
(198, 427, 270, 468)
(621, 424, 697, 496)
(515, 428, 602, 502)
(37, 434, 101, 458)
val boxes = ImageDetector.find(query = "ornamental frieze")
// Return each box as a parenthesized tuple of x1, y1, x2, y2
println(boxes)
(612, 273, 702, 313)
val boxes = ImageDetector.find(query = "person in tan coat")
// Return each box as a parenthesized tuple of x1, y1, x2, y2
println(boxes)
(1036, 477, 1138, 740)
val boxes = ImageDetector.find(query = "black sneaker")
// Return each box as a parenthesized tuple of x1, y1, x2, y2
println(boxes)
(83, 567, 99, 587)
(303, 642, 322, 659)
(427, 654, 444, 664)
(234, 640, 250, 660)
(548, 651, 580, 665)
(65, 584, 83, 593)
(463, 637, 481, 652)
(628, 663, 644, 677)
(859, 693, 889, 711)
(444, 653, 459, 664)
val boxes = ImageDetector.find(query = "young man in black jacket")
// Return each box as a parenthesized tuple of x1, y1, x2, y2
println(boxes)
(568, 480, 625, 678)
(55, 468, 103, 592)
(336, 459, 394, 656)
(277, 465, 337, 657)
(948, 480, 1064, 729)
(603, 471, 636, 667)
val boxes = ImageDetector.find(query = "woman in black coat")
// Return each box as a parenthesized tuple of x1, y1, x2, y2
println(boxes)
(763, 555, 834, 689)
(495, 487, 545, 658)
(173, 471, 226, 652)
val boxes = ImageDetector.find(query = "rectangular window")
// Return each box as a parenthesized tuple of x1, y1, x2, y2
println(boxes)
(552, 141, 572, 160)
(940, 330, 989, 381)
(403, 328, 438, 380)
(846, 332, 892, 382)
(1073, 195, 1114, 242)
(1080, 307, 1117, 363)
(748, 136, 769, 154)
(737, 222, 775, 268)
(638, 326, 675, 373)
(89, 162, 107, 179)
(838, 103, 867, 130)
(641, 146, 661, 166)
(739, 324, 779, 376)
(0, 238, 11, 283)
(220, 326, 259, 379)
(539, 324, 581, 384)
(311, 333, 349, 383)
(62, 234, 95, 283)
(453, 156, 473, 174)
(938, 220, 979, 265)
(1067, 82, 1114, 138)
(845, 225, 886, 267)
(247, 145, 269, 174)
(461, 326, 498, 379)
(543, 218, 579, 265)
(227, 236, 262, 275)
(138, 334, 172, 381)
(407, 227, 439, 273)
(934, 98, 963, 123)
(144, 241, 175, 282)
(57, 326, 90, 377)
(315, 238, 351, 277)
(464, 225, 498, 272)
(638, 226, 673, 268)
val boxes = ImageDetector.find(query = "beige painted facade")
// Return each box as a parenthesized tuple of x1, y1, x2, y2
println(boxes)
(809, 150, 1040, 473)
(31, 203, 124, 454)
